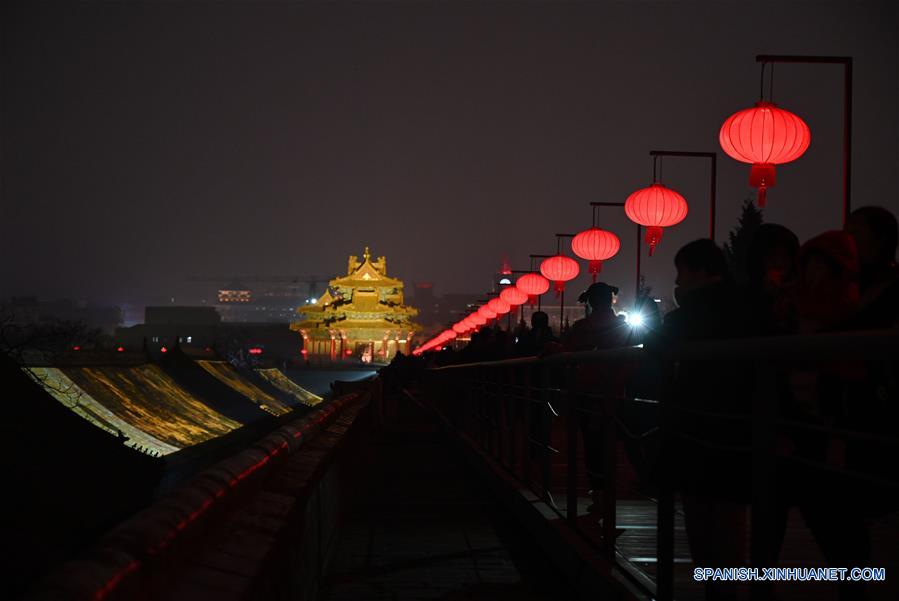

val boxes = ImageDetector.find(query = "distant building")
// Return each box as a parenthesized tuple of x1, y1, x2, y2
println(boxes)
(145, 306, 221, 326)
(217, 282, 252, 304)
(292, 247, 419, 363)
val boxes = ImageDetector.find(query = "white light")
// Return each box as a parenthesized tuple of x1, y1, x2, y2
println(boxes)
(499, 277, 512, 285)
(628, 312, 645, 328)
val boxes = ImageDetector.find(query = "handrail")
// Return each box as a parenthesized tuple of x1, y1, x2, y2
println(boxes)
(429, 330, 899, 370)
(422, 328, 899, 601)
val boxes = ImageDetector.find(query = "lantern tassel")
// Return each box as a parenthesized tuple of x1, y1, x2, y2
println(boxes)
(554, 281, 564, 296)
(589, 259, 601, 283)
(645, 226, 663, 257)
(750, 163, 775, 208)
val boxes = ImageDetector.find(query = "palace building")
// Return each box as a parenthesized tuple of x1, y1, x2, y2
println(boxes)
(291, 248, 419, 363)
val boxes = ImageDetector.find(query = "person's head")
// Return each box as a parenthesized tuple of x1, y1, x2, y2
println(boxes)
(531, 311, 549, 330)
(746, 223, 800, 291)
(674, 239, 730, 304)
(577, 282, 619, 312)
(799, 231, 859, 290)
(846, 206, 898, 270)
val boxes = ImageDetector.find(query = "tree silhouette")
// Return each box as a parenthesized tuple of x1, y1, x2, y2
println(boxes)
(723, 196, 764, 284)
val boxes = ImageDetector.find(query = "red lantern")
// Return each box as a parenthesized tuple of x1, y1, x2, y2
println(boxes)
(540, 254, 580, 294)
(500, 286, 528, 306)
(470, 312, 487, 326)
(719, 101, 810, 207)
(478, 305, 497, 320)
(516, 273, 550, 305)
(571, 227, 621, 281)
(488, 298, 511, 315)
(443, 330, 457, 340)
(452, 322, 467, 334)
(625, 183, 689, 256)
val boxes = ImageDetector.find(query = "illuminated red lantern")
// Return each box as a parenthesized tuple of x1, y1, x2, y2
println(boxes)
(160, 346, 168, 353)
(540, 254, 580, 294)
(487, 298, 511, 315)
(625, 183, 688, 256)
(516, 272, 550, 305)
(116, 346, 125, 352)
(500, 286, 528, 307)
(478, 305, 497, 320)
(470, 312, 487, 326)
(452, 322, 467, 334)
(443, 330, 457, 340)
(719, 101, 810, 207)
(571, 227, 621, 281)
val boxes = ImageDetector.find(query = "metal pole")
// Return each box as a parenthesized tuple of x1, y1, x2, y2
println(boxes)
(559, 287, 565, 334)
(635, 223, 642, 300)
(590, 201, 643, 300)
(648, 150, 718, 241)
(755, 55, 853, 226)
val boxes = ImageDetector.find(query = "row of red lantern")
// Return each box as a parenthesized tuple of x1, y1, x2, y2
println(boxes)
(413, 271, 551, 354)
(415, 99, 812, 354)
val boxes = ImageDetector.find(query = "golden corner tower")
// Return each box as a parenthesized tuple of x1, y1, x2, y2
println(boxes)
(291, 247, 419, 363)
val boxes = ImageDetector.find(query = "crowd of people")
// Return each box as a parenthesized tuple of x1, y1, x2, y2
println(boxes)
(393, 204, 899, 601)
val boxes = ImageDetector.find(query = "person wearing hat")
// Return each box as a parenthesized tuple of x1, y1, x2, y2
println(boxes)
(564, 281, 630, 514)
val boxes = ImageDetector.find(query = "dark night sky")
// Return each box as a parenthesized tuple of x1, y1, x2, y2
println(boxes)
(2, 1, 897, 308)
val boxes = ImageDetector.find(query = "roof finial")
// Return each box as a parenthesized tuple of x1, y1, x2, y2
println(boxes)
(363, 246, 371, 261)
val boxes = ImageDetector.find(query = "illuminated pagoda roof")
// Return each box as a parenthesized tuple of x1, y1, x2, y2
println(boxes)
(292, 247, 419, 333)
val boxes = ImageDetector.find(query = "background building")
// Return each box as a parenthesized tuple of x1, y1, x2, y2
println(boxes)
(292, 248, 419, 363)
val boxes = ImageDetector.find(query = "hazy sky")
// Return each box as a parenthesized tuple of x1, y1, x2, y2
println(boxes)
(2, 0, 897, 307)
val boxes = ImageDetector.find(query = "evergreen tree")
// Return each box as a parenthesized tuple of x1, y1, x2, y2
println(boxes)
(722, 196, 763, 284)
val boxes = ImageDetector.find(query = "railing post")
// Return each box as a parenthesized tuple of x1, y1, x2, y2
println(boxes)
(541, 363, 554, 505)
(523, 368, 532, 488)
(751, 361, 778, 600)
(566, 363, 579, 527)
(506, 366, 515, 470)
(656, 362, 675, 601)
(602, 382, 618, 561)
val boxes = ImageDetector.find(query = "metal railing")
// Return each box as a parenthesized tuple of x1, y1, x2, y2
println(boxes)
(421, 330, 899, 600)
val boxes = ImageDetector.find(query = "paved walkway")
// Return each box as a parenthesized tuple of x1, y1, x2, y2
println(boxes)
(320, 396, 577, 601)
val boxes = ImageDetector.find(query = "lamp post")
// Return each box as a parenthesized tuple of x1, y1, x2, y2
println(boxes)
(528, 254, 552, 312)
(554, 233, 578, 332)
(754, 55, 852, 225)
(590, 202, 642, 300)
(648, 150, 717, 240)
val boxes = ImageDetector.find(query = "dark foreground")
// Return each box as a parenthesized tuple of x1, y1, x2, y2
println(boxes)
(321, 395, 577, 601)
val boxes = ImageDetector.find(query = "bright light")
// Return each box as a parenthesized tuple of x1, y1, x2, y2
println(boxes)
(627, 312, 645, 328)
(499, 277, 512, 285)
